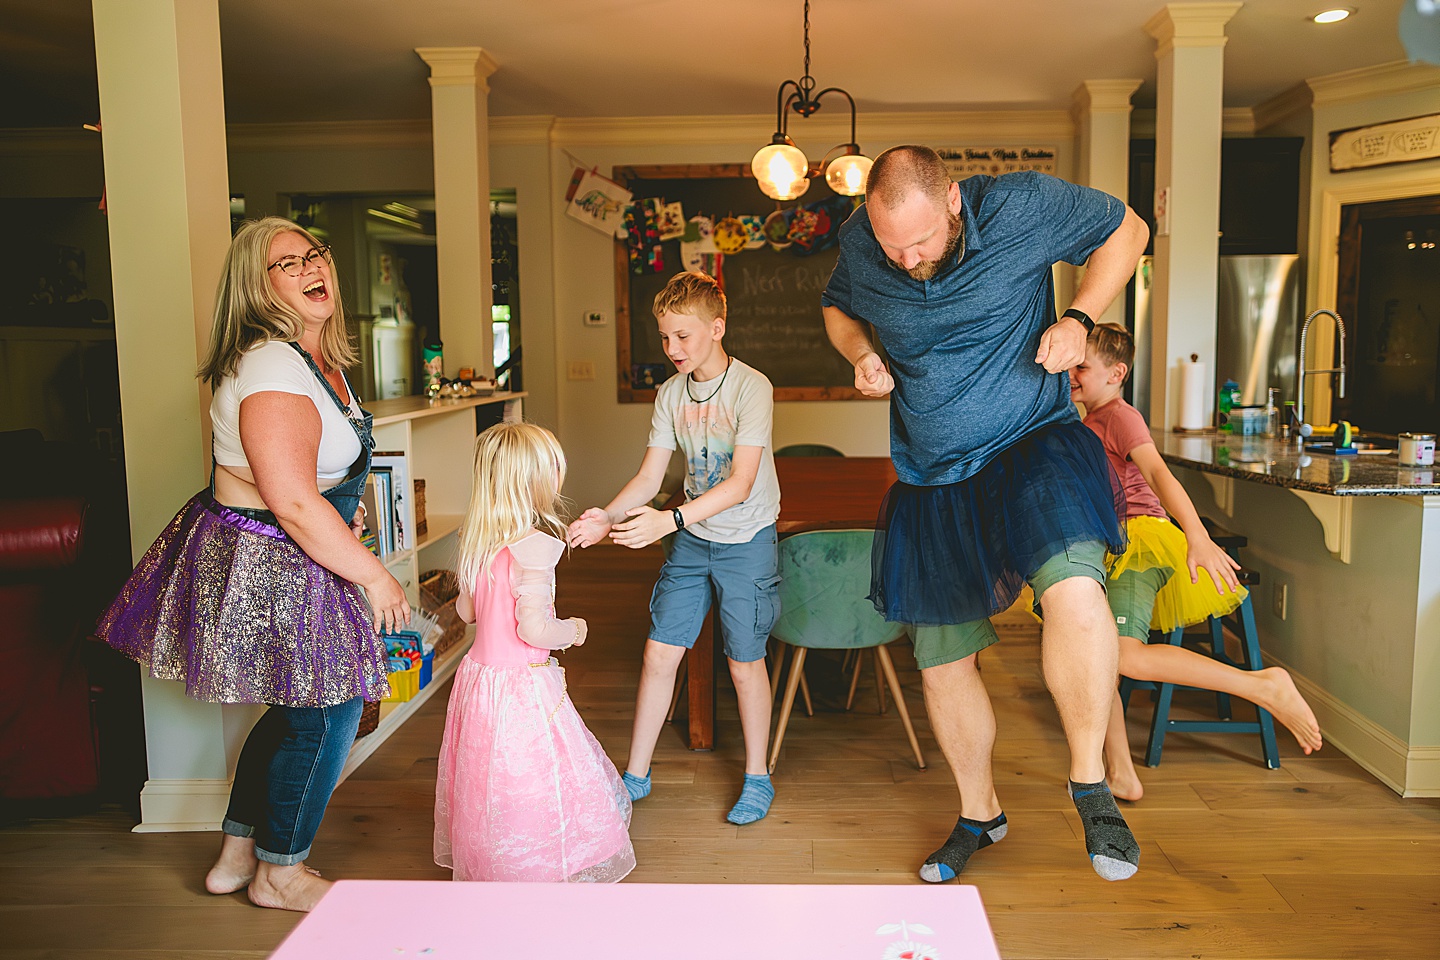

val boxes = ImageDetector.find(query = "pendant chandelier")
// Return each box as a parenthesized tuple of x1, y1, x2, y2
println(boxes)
(750, 0, 873, 201)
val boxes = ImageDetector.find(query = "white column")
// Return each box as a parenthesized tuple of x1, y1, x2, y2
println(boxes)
(93, 0, 258, 832)
(416, 47, 498, 379)
(1072, 79, 1143, 327)
(1144, 2, 1241, 428)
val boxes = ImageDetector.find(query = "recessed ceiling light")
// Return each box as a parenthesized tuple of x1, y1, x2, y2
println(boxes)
(1312, 8, 1353, 23)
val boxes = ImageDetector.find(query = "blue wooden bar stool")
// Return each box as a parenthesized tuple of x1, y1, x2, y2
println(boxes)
(1119, 522, 1282, 769)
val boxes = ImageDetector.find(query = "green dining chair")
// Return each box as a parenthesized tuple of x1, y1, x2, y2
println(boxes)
(775, 443, 845, 457)
(766, 529, 926, 773)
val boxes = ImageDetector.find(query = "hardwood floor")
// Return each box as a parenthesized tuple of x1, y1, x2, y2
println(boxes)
(4, 543, 1438, 958)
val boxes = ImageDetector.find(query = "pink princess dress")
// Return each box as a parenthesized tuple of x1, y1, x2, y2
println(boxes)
(434, 531, 635, 882)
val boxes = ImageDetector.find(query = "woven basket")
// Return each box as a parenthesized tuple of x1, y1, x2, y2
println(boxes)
(356, 699, 380, 738)
(419, 568, 464, 656)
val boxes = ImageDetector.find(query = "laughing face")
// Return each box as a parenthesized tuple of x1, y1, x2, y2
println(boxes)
(267, 231, 335, 326)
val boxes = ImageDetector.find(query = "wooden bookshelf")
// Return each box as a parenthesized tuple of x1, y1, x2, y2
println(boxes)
(343, 391, 524, 775)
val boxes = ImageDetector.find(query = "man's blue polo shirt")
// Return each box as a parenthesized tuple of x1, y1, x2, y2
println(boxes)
(821, 171, 1125, 486)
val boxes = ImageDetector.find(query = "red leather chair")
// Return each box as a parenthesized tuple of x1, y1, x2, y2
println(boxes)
(0, 497, 100, 803)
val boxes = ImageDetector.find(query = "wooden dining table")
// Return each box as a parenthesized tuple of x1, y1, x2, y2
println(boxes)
(679, 455, 897, 750)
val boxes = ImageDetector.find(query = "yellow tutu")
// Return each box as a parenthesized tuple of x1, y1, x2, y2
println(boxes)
(1108, 515, 1247, 633)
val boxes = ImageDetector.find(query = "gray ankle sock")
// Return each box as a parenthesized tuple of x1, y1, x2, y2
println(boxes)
(918, 812, 1007, 882)
(1069, 779, 1139, 881)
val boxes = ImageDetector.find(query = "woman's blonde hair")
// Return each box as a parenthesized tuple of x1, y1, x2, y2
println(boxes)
(197, 216, 358, 385)
(456, 422, 570, 591)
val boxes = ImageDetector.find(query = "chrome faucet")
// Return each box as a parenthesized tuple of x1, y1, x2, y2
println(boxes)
(1295, 308, 1346, 435)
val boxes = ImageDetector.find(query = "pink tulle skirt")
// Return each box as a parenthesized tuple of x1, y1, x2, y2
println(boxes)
(434, 656, 635, 883)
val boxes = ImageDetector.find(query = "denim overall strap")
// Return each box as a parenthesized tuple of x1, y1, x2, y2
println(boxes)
(286, 343, 374, 523)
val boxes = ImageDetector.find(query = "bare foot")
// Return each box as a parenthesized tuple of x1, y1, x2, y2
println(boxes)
(1256, 667, 1323, 754)
(1108, 769, 1144, 803)
(205, 834, 258, 895)
(248, 862, 332, 913)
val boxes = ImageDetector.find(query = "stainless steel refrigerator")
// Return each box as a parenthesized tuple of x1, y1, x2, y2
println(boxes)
(1130, 254, 1302, 420)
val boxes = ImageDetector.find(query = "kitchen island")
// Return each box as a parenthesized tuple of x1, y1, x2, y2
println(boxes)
(1156, 430, 1439, 796)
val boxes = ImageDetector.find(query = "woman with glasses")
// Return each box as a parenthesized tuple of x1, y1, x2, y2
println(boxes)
(96, 217, 410, 912)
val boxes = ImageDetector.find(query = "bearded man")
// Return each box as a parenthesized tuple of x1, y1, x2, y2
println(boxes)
(821, 144, 1150, 882)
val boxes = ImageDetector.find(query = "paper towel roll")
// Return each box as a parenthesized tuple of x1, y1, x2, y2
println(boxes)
(1174, 357, 1209, 430)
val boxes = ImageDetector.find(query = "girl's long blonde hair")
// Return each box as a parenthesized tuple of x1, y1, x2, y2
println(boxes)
(198, 217, 358, 386)
(456, 422, 570, 592)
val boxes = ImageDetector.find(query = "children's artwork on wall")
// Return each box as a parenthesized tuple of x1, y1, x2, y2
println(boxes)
(739, 215, 767, 249)
(712, 217, 749, 255)
(657, 201, 686, 240)
(565, 168, 632, 237)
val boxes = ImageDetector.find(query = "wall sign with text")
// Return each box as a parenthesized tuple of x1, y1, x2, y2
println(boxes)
(936, 146, 1058, 178)
(1329, 113, 1440, 172)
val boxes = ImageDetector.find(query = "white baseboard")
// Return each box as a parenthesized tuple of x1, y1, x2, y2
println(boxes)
(1405, 747, 1440, 798)
(132, 778, 231, 833)
(1262, 651, 1436, 796)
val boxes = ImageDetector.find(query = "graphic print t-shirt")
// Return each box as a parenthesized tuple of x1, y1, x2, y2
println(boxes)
(647, 358, 781, 543)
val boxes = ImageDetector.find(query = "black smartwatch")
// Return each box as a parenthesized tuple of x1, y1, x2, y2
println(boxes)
(1062, 307, 1095, 333)
(671, 507, 685, 531)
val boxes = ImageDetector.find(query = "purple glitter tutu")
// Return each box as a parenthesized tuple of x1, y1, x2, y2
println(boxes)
(871, 419, 1127, 626)
(95, 491, 390, 707)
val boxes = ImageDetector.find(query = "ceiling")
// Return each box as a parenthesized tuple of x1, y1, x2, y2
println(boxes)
(0, 0, 1413, 129)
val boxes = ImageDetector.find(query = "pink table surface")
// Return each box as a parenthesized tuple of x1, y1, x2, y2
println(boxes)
(269, 880, 1002, 960)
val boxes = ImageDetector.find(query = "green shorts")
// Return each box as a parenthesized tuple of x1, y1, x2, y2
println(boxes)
(906, 541, 1109, 669)
(1106, 565, 1172, 641)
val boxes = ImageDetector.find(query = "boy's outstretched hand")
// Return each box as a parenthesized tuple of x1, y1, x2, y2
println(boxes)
(1187, 534, 1243, 594)
(610, 505, 673, 549)
(567, 508, 612, 548)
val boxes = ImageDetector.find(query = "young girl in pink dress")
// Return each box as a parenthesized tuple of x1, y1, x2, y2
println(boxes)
(434, 423, 634, 882)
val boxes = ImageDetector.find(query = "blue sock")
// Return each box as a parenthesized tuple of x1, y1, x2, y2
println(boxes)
(622, 770, 651, 803)
(726, 774, 775, 825)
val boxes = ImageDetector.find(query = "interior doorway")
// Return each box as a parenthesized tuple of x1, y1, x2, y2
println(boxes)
(1335, 194, 1440, 435)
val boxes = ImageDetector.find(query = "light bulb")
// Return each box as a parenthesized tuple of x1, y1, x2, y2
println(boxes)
(826, 152, 874, 196)
(1312, 8, 1352, 23)
(751, 142, 811, 201)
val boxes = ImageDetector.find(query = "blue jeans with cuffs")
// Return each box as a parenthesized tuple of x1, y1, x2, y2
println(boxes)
(221, 697, 364, 866)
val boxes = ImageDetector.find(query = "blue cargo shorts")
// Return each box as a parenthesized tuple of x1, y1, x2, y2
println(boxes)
(648, 525, 780, 663)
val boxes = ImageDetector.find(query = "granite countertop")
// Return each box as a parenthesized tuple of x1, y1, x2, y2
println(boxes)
(1155, 430, 1440, 496)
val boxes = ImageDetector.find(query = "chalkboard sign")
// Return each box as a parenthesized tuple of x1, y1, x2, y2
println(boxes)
(613, 164, 867, 402)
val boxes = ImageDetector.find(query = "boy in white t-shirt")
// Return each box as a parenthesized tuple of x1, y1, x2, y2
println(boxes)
(569, 271, 781, 824)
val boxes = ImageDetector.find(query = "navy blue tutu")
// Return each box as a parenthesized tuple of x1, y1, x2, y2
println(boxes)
(871, 419, 1127, 626)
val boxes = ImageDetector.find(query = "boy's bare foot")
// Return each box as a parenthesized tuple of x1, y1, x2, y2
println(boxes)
(247, 862, 332, 912)
(205, 834, 258, 895)
(1107, 769, 1144, 803)
(1257, 667, 1323, 754)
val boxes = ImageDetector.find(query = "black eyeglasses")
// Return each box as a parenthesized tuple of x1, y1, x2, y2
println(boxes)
(267, 244, 332, 277)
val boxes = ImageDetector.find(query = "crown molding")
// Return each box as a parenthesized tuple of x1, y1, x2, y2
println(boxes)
(1252, 83, 1313, 132)
(1128, 107, 1254, 139)
(1306, 59, 1440, 108)
(0, 126, 97, 157)
(491, 115, 556, 145)
(2, 109, 1076, 159)
(549, 109, 1075, 148)
(227, 119, 431, 151)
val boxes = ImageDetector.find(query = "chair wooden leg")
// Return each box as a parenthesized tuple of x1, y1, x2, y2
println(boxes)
(666, 652, 688, 722)
(768, 647, 807, 774)
(873, 648, 887, 715)
(769, 641, 786, 705)
(876, 644, 926, 770)
(845, 650, 863, 711)
(799, 667, 814, 718)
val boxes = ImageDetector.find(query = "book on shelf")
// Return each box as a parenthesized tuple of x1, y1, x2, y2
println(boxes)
(372, 451, 410, 552)
(372, 466, 394, 555)
(359, 474, 382, 557)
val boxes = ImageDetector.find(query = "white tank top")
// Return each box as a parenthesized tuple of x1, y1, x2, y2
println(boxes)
(210, 341, 363, 479)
